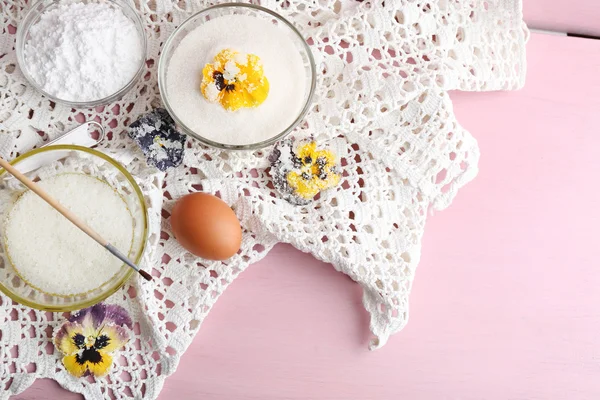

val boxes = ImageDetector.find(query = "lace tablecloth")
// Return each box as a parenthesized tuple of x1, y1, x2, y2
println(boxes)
(0, 0, 529, 398)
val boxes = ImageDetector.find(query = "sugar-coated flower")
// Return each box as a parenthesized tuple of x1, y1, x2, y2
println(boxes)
(128, 108, 186, 171)
(269, 138, 341, 205)
(201, 49, 270, 111)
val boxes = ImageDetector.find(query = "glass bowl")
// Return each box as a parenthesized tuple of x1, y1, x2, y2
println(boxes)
(0, 145, 148, 311)
(15, 0, 147, 108)
(158, 3, 316, 150)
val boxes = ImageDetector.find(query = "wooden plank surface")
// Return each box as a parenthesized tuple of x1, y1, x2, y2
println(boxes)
(11, 31, 600, 399)
(524, 0, 600, 35)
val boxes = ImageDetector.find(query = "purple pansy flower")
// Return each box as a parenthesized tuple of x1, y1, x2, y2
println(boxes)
(54, 303, 132, 378)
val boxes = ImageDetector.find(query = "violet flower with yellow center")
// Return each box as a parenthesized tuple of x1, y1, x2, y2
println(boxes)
(54, 303, 132, 378)
(269, 138, 341, 205)
(201, 49, 270, 111)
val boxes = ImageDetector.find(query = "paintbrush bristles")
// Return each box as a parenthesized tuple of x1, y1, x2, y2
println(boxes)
(138, 269, 153, 281)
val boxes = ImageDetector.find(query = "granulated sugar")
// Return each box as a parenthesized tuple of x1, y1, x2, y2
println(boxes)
(166, 14, 308, 146)
(24, 2, 143, 102)
(4, 173, 133, 295)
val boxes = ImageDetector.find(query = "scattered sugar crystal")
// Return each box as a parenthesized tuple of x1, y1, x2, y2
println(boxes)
(234, 52, 249, 65)
(4, 173, 134, 295)
(223, 60, 241, 81)
(205, 83, 220, 102)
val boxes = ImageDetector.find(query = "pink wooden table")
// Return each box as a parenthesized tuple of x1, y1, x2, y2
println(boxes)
(12, 6, 600, 400)
(523, 0, 600, 36)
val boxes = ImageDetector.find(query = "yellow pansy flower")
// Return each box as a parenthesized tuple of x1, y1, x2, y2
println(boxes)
(201, 49, 270, 111)
(287, 141, 341, 199)
(54, 303, 131, 378)
(270, 138, 341, 205)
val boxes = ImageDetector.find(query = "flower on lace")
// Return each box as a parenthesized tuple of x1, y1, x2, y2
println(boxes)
(128, 108, 186, 172)
(269, 138, 341, 205)
(54, 303, 132, 378)
(201, 49, 270, 111)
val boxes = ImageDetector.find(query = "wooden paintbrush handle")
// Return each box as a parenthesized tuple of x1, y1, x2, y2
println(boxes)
(0, 155, 108, 246)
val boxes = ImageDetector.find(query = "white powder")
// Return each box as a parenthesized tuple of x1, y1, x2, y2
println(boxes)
(23, 2, 143, 102)
(166, 14, 308, 146)
(4, 173, 134, 296)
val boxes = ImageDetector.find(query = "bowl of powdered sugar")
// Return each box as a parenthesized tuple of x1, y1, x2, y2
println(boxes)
(16, 0, 146, 107)
(0, 146, 148, 311)
(158, 3, 316, 150)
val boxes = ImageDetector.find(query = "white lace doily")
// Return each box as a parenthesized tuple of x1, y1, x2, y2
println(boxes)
(0, 1, 529, 399)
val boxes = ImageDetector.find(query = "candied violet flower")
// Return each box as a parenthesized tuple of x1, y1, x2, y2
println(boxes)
(128, 108, 186, 171)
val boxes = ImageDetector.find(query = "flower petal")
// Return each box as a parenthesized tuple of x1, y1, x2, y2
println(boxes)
(287, 171, 320, 199)
(101, 304, 133, 329)
(69, 303, 132, 330)
(69, 304, 102, 329)
(54, 322, 84, 356)
(68, 307, 90, 325)
(297, 142, 317, 162)
(86, 352, 113, 378)
(95, 324, 130, 353)
(62, 354, 88, 378)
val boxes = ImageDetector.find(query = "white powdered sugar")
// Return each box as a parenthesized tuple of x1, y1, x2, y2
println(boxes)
(4, 173, 134, 295)
(166, 14, 308, 146)
(23, 2, 143, 102)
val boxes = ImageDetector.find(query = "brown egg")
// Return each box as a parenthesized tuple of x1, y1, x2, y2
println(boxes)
(170, 193, 242, 260)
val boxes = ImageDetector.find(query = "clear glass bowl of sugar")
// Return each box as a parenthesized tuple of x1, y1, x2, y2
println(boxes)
(15, 0, 147, 108)
(158, 3, 317, 150)
(0, 146, 148, 311)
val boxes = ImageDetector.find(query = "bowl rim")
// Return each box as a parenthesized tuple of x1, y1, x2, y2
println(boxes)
(158, 2, 317, 151)
(15, 0, 148, 108)
(0, 144, 149, 311)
